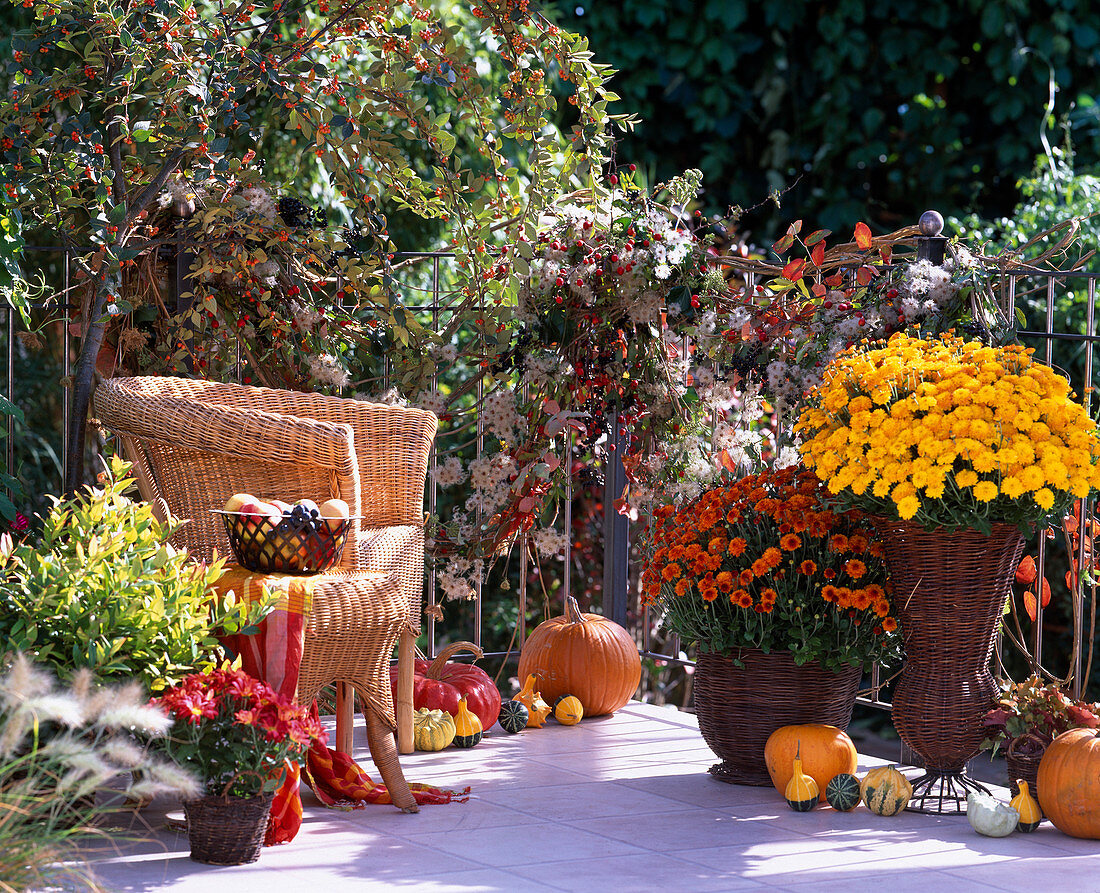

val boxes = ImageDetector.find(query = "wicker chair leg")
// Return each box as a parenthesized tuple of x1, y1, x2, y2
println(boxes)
(364, 705, 418, 813)
(334, 682, 355, 754)
(396, 630, 415, 755)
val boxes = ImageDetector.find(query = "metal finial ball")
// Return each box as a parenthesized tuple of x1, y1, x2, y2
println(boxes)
(918, 210, 944, 237)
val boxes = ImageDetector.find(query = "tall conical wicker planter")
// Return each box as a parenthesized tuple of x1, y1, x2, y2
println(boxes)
(872, 518, 1026, 808)
(693, 649, 862, 785)
(182, 792, 274, 865)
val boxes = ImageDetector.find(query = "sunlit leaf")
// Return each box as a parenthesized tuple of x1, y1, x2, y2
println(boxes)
(804, 229, 831, 247)
(781, 258, 806, 281)
(810, 242, 825, 268)
(855, 265, 878, 286)
(854, 221, 873, 249)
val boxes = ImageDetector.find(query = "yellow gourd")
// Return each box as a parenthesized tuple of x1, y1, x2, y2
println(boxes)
(860, 765, 913, 816)
(452, 696, 483, 748)
(515, 674, 552, 728)
(1011, 780, 1042, 833)
(784, 744, 819, 812)
(554, 695, 584, 726)
(412, 707, 456, 751)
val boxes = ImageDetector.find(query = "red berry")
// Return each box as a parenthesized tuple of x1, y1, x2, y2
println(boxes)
(555, 277, 564, 287)
(628, 164, 636, 172)
(609, 174, 618, 185)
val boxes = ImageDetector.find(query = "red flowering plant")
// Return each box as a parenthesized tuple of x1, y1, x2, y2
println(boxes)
(152, 665, 325, 799)
(640, 465, 901, 672)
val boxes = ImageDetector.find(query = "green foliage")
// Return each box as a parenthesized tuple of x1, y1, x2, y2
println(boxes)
(553, 0, 1100, 238)
(0, 653, 199, 893)
(0, 457, 265, 691)
(0, 0, 629, 492)
(954, 146, 1100, 386)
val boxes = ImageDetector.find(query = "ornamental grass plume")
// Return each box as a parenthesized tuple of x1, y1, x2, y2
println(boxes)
(796, 331, 1100, 531)
(641, 465, 900, 672)
(0, 654, 200, 893)
(151, 665, 326, 799)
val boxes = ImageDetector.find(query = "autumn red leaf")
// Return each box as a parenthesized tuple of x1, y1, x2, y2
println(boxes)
(781, 258, 806, 281)
(854, 221, 873, 249)
(855, 264, 877, 286)
(1023, 576, 1052, 622)
(804, 228, 831, 247)
(824, 273, 844, 288)
(811, 282, 827, 297)
(879, 245, 892, 265)
(1066, 704, 1100, 728)
(718, 449, 738, 473)
(772, 233, 795, 253)
(810, 242, 825, 268)
(787, 219, 803, 235)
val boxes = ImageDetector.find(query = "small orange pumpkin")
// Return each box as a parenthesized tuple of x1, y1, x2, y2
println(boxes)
(764, 724, 858, 802)
(516, 596, 640, 716)
(1037, 728, 1100, 839)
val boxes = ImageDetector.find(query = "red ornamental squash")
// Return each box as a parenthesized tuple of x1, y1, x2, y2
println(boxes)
(389, 641, 501, 731)
(516, 596, 641, 716)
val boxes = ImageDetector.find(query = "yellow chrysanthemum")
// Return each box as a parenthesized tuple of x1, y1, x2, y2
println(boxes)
(897, 495, 921, 519)
(955, 469, 979, 488)
(972, 481, 999, 502)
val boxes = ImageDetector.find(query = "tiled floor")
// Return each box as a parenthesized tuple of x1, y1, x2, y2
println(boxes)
(77, 703, 1099, 892)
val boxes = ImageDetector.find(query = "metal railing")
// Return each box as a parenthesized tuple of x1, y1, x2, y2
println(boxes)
(5, 241, 1099, 703)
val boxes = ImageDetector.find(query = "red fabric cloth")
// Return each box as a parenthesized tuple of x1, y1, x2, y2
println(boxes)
(216, 566, 468, 845)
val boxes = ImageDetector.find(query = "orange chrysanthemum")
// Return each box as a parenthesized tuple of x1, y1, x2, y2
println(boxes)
(780, 533, 802, 551)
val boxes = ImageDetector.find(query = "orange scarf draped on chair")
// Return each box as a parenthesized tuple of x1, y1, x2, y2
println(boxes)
(216, 566, 468, 845)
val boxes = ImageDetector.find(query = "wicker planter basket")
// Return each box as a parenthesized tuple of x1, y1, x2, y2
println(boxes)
(1006, 736, 1046, 804)
(871, 517, 1026, 812)
(182, 792, 275, 865)
(693, 648, 862, 786)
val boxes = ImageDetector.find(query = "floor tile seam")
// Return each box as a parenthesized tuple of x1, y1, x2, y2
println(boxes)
(754, 868, 1007, 892)
(473, 795, 704, 827)
(411, 863, 577, 892)
(665, 833, 980, 866)
(472, 774, 712, 818)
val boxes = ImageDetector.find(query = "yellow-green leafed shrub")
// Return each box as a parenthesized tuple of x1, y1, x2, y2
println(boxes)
(0, 456, 264, 691)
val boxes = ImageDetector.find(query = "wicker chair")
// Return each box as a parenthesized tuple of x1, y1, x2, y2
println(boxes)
(95, 376, 437, 810)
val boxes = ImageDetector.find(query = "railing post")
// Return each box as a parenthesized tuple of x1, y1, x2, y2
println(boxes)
(602, 410, 629, 625)
(915, 210, 946, 264)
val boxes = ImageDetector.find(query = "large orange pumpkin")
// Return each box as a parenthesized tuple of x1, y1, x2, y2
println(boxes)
(1037, 728, 1100, 838)
(764, 724, 858, 802)
(517, 596, 640, 716)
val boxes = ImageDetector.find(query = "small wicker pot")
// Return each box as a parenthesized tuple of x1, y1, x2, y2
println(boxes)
(1006, 736, 1047, 804)
(872, 518, 1025, 812)
(693, 648, 862, 785)
(182, 792, 274, 865)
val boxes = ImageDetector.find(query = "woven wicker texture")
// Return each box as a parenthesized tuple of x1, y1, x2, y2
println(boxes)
(94, 376, 437, 805)
(694, 649, 862, 786)
(296, 571, 405, 726)
(1007, 741, 1045, 803)
(871, 518, 1026, 774)
(183, 792, 275, 865)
